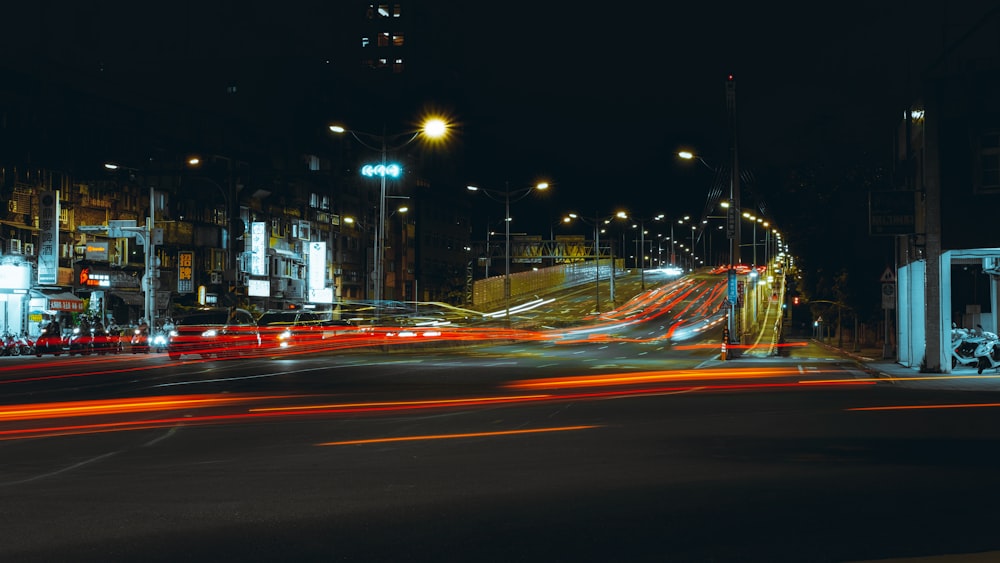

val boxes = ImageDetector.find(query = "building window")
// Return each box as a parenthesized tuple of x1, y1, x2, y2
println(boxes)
(378, 4, 390, 17)
(378, 32, 390, 47)
(392, 33, 404, 47)
(978, 131, 1000, 194)
(392, 58, 404, 73)
(393, 4, 402, 17)
(361, 36, 370, 48)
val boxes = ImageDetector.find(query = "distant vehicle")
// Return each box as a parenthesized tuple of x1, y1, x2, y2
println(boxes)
(167, 308, 261, 360)
(256, 309, 357, 351)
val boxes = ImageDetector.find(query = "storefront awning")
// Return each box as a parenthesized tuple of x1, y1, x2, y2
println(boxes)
(45, 292, 85, 312)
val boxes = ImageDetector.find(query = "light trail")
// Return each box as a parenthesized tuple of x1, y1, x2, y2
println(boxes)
(317, 425, 601, 446)
(848, 402, 1000, 411)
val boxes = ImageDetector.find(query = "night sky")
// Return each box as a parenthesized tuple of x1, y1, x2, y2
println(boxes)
(3, 1, 998, 279)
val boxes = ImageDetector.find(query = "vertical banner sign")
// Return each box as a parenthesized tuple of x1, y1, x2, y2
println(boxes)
(177, 251, 194, 294)
(251, 222, 267, 276)
(37, 191, 60, 285)
(308, 241, 326, 291)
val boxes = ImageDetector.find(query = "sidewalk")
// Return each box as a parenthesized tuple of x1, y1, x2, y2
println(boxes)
(819, 340, 1000, 391)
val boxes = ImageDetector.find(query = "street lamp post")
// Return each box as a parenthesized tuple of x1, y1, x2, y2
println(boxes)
(627, 214, 664, 290)
(330, 117, 449, 321)
(467, 182, 550, 326)
(564, 211, 626, 313)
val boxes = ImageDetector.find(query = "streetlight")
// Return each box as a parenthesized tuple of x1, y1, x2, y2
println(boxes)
(624, 213, 664, 290)
(679, 149, 740, 357)
(467, 181, 550, 326)
(565, 211, 627, 313)
(329, 117, 450, 320)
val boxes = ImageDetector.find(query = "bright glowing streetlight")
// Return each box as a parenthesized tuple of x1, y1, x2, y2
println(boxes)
(330, 117, 450, 319)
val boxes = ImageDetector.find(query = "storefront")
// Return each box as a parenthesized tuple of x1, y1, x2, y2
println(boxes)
(27, 288, 85, 337)
(0, 261, 33, 337)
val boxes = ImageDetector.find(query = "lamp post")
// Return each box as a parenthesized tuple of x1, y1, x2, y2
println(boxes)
(467, 181, 550, 326)
(330, 117, 449, 321)
(564, 211, 626, 313)
(679, 149, 740, 357)
(626, 213, 664, 290)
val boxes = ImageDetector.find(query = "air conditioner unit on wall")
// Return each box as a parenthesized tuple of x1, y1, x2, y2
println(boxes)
(9, 239, 21, 254)
(23, 243, 34, 255)
(210, 272, 223, 284)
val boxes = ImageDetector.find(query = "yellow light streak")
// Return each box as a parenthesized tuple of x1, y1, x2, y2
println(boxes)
(317, 425, 601, 446)
(849, 402, 1000, 411)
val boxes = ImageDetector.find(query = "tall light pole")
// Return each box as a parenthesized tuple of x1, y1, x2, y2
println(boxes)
(627, 213, 664, 290)
(564, 211, 626, 313)
(467, 182, 550, 326)
(330, 117, 449, 321)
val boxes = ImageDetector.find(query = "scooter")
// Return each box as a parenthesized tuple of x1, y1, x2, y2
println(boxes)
(131, 323, 150, 354)
(17, 333, 35, 356)
(1, 332, 20, 356)
(974, 331, 1000, 374)
(67, 323, 94, 356)
(951, 327, 982, 369)
(34, 325, 65, 357)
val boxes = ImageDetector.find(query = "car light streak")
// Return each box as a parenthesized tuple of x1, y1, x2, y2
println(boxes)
(249, 394, 552, 413)
(848, 402, 1000, 411)
(317, 425, 602, 446)
(0, 372, 875, 442)
(0, 394, 281, 422)
(506, 367, 843, 390)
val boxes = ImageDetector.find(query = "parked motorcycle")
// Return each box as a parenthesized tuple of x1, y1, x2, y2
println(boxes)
(974, 331, 1000, 374)
(1, 332, 20, 356)
(16, 333, 35, 356)
(951, 327, 983, 369)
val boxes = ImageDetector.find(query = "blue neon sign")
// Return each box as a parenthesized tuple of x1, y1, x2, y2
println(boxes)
(361, 163, 402, 178)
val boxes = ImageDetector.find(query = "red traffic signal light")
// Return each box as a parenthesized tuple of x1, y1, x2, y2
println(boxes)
(793, 296, 800, 305)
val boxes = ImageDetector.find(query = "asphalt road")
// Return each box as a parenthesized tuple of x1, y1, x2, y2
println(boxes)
(2, 273, 999, 562)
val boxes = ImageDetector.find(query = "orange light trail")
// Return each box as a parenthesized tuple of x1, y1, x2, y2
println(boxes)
(506, 367, 841, 390)
(249, 394, 551, 413)
(0, 394, 273, 421)
(317, 425, 601, 446)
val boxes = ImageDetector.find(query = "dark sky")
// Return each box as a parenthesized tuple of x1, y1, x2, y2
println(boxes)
(3, 1, 998, 242)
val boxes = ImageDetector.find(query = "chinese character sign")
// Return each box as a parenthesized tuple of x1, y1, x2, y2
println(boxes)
(251, 222, 267, 276)
(37, 191, 59, 285)
(177, 251, 194, 294)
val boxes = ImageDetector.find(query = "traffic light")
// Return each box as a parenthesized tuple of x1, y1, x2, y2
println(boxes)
(793, 296, 800, 306)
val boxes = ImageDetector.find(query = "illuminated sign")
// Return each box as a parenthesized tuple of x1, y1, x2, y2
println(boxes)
(37, 191, 59, 285)
(308, 242, 332, 304)
(84, 242, 110, 261)
(361, 163, 402, 178)
(79, 267, 111, 287)
(0, 264, 31, 291)
(251, 222, 267, 276)
(177, 251, 194, 294)
(247, 278, 270, 297)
